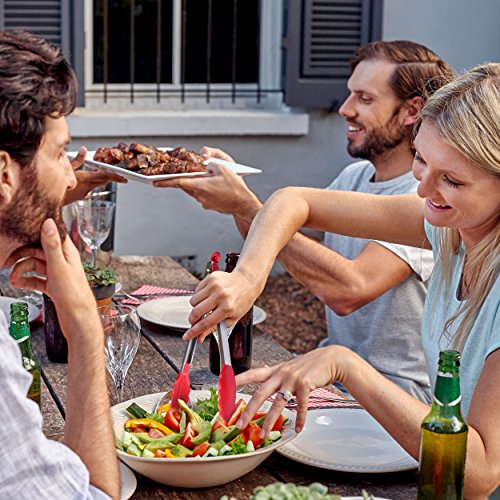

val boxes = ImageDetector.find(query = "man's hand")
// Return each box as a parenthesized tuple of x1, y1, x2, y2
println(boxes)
(10, 222, 120, 499)
(200, 146, 236, 162)
(154, 162, 261, 217)
(6, 219, 97, 337)
(64, 146, 128, 205)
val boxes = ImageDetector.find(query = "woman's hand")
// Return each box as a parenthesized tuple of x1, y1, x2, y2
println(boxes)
(235, 346, 351, 436)
(183, 268, 264, 342)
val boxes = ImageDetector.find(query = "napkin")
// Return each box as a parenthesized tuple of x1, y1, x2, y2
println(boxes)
(269, 387, 361, 411)
(120, 285, 193, 305)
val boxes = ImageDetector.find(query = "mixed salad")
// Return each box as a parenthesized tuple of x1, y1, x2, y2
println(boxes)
(116, 388, 288, 459)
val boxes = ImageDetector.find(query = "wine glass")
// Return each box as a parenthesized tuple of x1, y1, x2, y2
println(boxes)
(75, 199, 116, 267)
(98, 304, 141, 405)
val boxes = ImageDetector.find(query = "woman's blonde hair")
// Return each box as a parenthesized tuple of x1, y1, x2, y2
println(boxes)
(420, 63, 500, 350)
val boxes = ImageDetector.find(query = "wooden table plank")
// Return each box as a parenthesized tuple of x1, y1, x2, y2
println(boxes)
(40, 375, 65, 441)
(111, 256, 198, 292)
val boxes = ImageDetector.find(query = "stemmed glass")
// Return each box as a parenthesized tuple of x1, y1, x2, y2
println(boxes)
(75, 199, 116, 267)
(98, 305, 141, 405)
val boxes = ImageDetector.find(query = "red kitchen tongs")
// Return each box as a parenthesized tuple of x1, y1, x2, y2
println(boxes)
(170, 252, 221, 409)
(216, 319, 236, 422)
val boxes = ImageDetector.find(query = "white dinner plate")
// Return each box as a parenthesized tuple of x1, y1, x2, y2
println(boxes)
(119, 461, 137, 500)
(137, 295, 266, 330)
(0, 296, 39, 322)
(278, 408, 418, 473)
(67, 149, 262, 185)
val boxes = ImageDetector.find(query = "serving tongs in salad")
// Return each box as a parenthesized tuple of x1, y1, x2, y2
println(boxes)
(156, 252, 221, 412)
(215, 319, 236, 422)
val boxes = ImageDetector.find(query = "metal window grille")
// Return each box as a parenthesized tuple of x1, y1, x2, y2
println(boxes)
(88, 0, 283, 106)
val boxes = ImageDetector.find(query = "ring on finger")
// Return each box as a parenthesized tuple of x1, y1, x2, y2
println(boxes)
(276, 389, 294, 404)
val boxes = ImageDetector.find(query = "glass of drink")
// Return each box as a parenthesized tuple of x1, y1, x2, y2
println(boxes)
(98, 304, 141, 405)
(75, 198, 116, 267)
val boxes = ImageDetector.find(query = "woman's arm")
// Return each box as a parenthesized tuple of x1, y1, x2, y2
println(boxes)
(236, 346, 500, 499)
(184, 186, 428, 340)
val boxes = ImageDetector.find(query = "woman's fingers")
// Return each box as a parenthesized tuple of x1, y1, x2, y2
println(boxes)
(235, 365, 276, 386)
(293, 387, 311, 433)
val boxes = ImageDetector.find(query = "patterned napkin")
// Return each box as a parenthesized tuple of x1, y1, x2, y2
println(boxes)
(120, 285, 193, 305)
(269, 387, 361, 411)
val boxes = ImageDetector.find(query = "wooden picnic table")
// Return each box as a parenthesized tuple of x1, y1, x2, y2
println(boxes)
(5, 256, 417, 499)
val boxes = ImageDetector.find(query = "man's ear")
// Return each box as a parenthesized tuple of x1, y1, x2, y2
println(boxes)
(402, 96, 425, 127)
(0, 150, 18, 206)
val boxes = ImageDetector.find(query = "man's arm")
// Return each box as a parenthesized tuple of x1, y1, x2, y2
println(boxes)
(237, 210, 413, 313)
(7, 220, 119, 499)
(280, 237, 413, 314)
(155, 156, 417, 314)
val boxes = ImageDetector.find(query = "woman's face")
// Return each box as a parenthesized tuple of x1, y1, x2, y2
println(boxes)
(412, 121, 500, 250)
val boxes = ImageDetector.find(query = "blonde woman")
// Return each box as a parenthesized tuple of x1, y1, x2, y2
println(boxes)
(184, 64, 500, 498)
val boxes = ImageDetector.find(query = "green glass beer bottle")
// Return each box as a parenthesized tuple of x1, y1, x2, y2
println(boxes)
(9, 302, 41, 405)
(417, 350, 468, 499)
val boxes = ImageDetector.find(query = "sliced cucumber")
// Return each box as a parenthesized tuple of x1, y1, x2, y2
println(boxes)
(126, 443, 142, 457)
(219, 444, 232, 455)
(268, 431, 281, 441)
(122, 432, 133, 448)
(141, 448, 155, 458)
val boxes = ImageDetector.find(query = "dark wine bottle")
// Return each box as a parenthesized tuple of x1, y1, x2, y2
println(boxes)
(209, 252, 253, 375)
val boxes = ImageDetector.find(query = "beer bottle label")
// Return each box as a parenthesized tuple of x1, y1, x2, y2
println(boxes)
(10, 324, 30, 342)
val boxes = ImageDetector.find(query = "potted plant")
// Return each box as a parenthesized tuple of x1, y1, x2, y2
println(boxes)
(83, 261, 118, 307)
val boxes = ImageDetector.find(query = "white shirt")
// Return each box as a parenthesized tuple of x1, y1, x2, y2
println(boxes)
(0, 311, 110, 499)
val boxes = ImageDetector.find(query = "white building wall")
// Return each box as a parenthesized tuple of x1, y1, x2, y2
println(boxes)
(69, 0, 499, 274)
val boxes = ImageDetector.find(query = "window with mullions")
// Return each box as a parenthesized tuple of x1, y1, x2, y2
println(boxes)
(89, 0, 271, 105)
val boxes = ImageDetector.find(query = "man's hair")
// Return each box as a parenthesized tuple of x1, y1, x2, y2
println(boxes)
(0, 29, 77, 168)
(350, 40, 454, 102)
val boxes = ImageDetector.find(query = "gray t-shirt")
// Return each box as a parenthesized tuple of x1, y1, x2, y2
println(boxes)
(322, 161, 434, 401)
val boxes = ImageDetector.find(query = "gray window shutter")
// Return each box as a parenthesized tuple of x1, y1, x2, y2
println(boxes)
(283, 0, 383, 110)
(0, 0, 85, 106)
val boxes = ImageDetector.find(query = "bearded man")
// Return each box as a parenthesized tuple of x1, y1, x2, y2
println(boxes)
(0, 30, 119, 498)
(154, 41, 454, 403)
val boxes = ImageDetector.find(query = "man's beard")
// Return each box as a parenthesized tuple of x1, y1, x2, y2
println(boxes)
(0, 167, 67, 249)
(347, 111, 408, 163)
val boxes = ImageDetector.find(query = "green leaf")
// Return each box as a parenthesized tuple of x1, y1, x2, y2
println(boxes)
(83, 261, 117, 286)
(196, 387, 219, 421)
(225, 435, 247, 455)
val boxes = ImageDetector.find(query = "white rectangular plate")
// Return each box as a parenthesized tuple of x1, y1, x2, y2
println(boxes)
(67, 148, 262, 185)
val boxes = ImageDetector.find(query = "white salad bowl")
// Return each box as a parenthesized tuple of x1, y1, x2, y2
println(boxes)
(111, 390, 297, 488)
